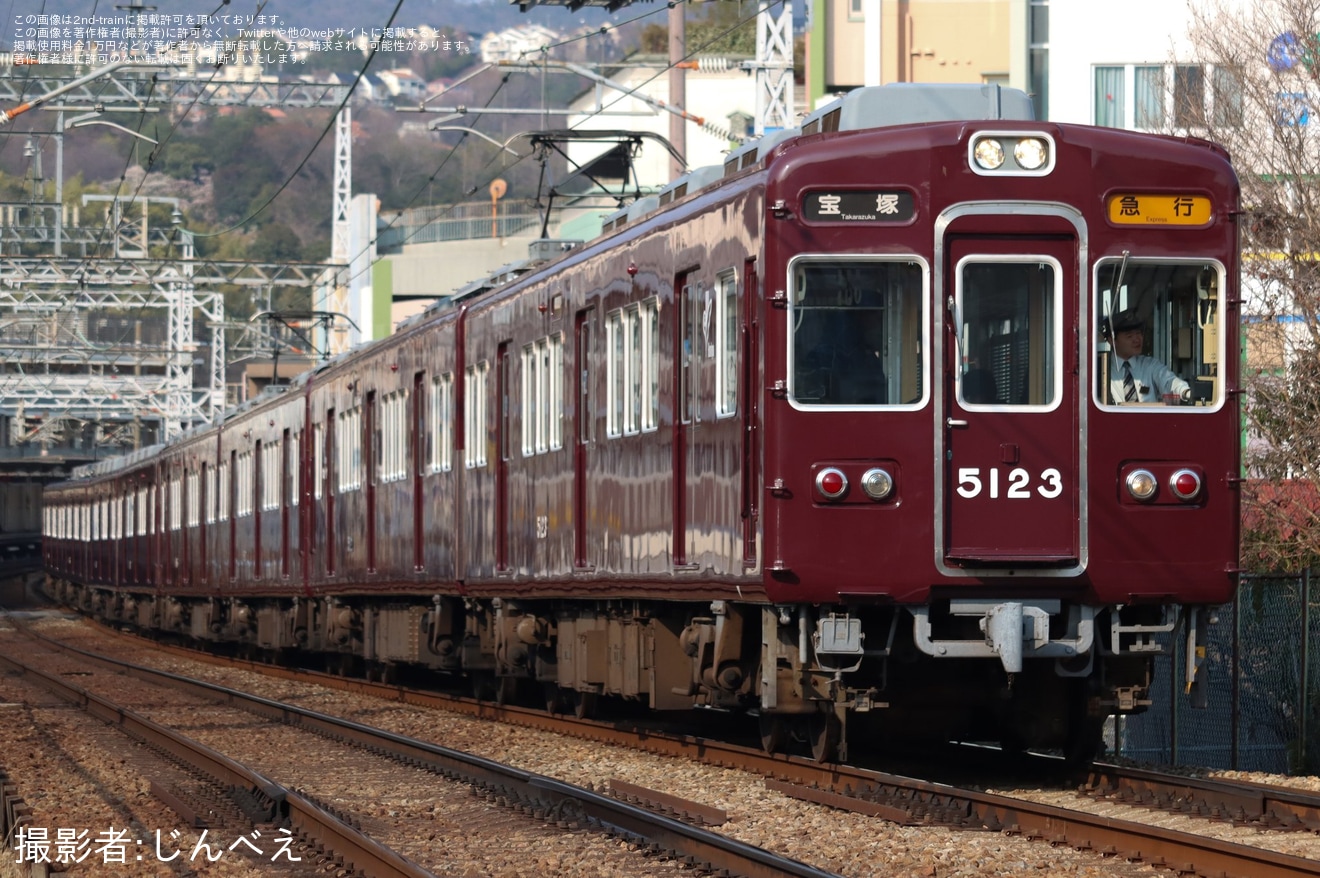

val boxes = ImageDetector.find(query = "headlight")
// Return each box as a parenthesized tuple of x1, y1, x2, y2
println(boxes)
(861, 467, 894, 501)
(1126, 469, 1158, 501)
(973, 137, 1005, 170)
(1014, 137, 1049, 170)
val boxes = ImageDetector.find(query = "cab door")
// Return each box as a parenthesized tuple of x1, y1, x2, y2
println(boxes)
(938, 234, 1082, 571)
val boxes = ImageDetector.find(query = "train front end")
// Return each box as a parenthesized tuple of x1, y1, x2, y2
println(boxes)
(756, 85, 1240, 760)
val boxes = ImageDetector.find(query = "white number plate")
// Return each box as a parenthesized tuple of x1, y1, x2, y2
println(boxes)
(955, 467, 1063, 500)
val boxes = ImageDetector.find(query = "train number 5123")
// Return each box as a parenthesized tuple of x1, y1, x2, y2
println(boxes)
(955, 467, 1063, 499)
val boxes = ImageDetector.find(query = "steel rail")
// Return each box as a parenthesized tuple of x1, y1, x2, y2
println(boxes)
(0, 647, 436, 878)
(1084, 762, 1320, 831)
(124, 636, 1320, 878)
(7, 618, 843, 878)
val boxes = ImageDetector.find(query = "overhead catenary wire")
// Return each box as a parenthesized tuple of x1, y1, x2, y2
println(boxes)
(333, 0, 777, 293)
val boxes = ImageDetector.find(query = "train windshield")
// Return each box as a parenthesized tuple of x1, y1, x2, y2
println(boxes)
(790, 259, 924, 407)
(1094, 258, 1225, 409)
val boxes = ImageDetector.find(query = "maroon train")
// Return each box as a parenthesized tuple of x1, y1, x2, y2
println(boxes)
(43, 84, 1241, 762)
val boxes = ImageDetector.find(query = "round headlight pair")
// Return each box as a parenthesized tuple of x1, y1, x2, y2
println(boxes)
(971, 136, 1050, 171)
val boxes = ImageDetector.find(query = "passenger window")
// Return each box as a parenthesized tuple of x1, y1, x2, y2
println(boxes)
(1095, 259, 1222, 408)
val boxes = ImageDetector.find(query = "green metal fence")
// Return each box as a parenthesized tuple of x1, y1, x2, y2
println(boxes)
(1117, 572, 1319, 774)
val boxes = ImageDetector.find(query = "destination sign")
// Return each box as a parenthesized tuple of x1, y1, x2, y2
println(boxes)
(1107, 194, 1212, 226)
(802, 190, 916, 223)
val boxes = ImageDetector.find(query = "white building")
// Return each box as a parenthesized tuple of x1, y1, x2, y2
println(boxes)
(378, 69, 428, 102)
(1049, 0, 1237, 128)
(479, 25, 561, 64)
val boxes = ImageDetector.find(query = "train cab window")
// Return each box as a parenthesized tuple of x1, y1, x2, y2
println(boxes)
(1094, 258, 1224, 409)
(790, 258, 926, 407)
(955, 258, 1060, 409)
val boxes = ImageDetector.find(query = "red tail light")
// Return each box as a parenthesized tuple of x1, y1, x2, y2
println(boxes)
(1169, 469, 1202, 501)
(816, 467, 848, 501)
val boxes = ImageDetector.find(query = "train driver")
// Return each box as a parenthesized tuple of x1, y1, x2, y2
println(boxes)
(1105, 308, 1191, 404)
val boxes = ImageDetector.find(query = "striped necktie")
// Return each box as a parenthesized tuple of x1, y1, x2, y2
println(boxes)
(1123, 361, 1137, 402)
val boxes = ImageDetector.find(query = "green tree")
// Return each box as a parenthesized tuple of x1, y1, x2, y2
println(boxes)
(248, 222, 305, 262)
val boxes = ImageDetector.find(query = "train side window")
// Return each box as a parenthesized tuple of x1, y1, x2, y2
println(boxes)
(187, 470, 200, 527)
(606, 310, 624, 438)
(716, 270, 738, 418)
(549, 333, 565, 446)
(336, 408, 363, 492)
(238, 450, 254, 516)
(289, 432, 300, 506)
(520, 335, 563, 455)
(956, 257, 1059, 409)
(464, 361, 488, 468)
(262, 441, 281, 511)
(606, 304, 658, 437)
(646, 303, 659, 431)
(679, 283, 696, 425)
(790, 258, 925, 407)
(430, 373, 453, 472)
(379, 391, 407, 482)
(1094, 258, 1223, 409)
(205, 465, 215, 525)
(313, 423, 324, 498)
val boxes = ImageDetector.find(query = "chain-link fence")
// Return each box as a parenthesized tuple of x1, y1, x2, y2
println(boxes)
(1117, 572, 1320, 774)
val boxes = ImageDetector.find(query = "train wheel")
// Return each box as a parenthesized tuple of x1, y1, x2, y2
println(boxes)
(495, 676, 520, 707)
(543, 684, 564, 714)
(571, 690, 597, 720)
(470, 672, 497, 701)
(758, 714, 786, 755)
(808, 708, 841, 763)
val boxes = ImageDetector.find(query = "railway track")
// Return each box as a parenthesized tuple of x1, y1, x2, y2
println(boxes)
(14, 610, 1320, 878)
(10, 609, 1320, 876)
(0, 609, 840, 878)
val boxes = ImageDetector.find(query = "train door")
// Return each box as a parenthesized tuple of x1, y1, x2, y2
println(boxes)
(413, 371, 426, 572)
(740, 259, 759, 568)
(573, 307, 593, 568)
(199, 463, 208, 584)
(365, 390, 377, 573)
(938, 233, 1082, 570)
(673, 272, 698, 567)
(496, 343, 511, 571)
(281, 430, 291, 579)
(325, 410, 335, 577)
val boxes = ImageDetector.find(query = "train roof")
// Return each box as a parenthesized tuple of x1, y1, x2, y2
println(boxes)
(67, 442, 167, 482)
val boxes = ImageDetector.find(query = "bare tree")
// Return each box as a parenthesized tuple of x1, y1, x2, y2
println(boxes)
(1185, 0, 1320, 570)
